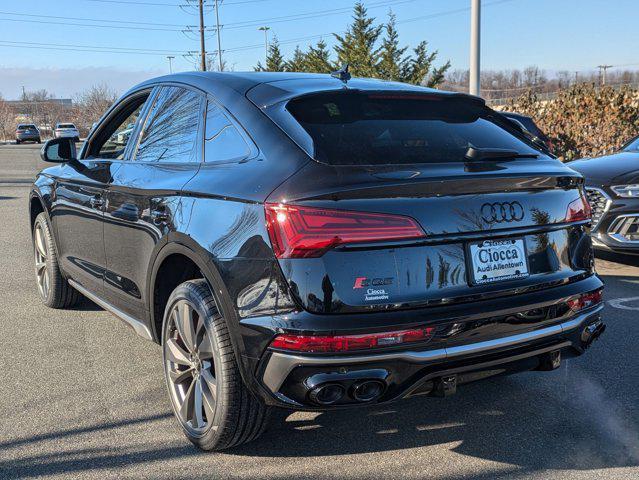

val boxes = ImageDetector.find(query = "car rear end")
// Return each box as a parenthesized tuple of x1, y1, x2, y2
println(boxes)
(15, 124, 40, 143)
(242, 82, 604, 409)
(54, 123, 79, 140)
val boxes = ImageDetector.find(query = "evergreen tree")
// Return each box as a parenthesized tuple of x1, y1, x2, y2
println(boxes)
(333, 2, 382, 77)
(303, 40, 333, 73)
(377, 12, 407, 81)
(401, 41, 450, 87)
(255, 37, 286, 72)
(285, 46, 307, 72)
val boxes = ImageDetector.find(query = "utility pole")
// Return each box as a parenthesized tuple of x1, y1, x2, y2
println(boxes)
(167, 55, 175, 74)
(258, 26, 270, 65)
(469, 0, 481, 96)
(597, 64, 613, 86)
(21, 85, 26, 100)
(198, 0, 207, 71)
(214, 0, 223, 71)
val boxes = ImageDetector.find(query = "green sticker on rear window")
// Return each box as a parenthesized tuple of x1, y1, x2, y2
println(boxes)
(324, 103, 340, 116)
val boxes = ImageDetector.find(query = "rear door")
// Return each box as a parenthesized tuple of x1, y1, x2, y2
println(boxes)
(103, 85, 205, 320)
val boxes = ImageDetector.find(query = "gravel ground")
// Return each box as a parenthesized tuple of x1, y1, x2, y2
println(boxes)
(0, 143, 638, 479)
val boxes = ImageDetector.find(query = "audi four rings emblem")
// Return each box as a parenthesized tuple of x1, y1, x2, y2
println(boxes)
(481, 201, 525, 224)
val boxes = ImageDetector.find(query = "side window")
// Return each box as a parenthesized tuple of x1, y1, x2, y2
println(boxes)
(205, 100, 250, 163)
(134, 86, 202, 163)
(92, 94, 149, 160)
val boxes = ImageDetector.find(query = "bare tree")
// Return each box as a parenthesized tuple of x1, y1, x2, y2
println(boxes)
(0, 95, 15, 142)
(74, 84, 118, 131)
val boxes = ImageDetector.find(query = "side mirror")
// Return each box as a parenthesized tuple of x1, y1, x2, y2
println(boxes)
(40, 137, 77, 163)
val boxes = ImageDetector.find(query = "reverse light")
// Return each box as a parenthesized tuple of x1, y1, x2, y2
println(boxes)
(567, 289, 603, 312)
(611, 184, 639, 198)
(565, 193, 592, 223)
(264, 203, 425, 258)
(270, 327, 435, 353)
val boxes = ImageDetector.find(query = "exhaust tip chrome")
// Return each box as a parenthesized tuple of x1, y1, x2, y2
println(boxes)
(308, 383, 345, 405)
(351, 380, 385, 402)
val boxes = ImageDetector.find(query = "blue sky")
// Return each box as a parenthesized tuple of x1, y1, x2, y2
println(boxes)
(1, 0, 638, 98)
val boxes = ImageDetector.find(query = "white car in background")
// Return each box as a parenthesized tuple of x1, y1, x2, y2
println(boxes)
(54, 123, 80, 142)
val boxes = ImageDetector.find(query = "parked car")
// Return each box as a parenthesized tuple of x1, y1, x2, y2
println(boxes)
(15, 123, 41, 144)
(501, 111, 552, 151)
(569, 135, 639, 254)
(29, 72, 605, 451)
(54, 123, 80, 142)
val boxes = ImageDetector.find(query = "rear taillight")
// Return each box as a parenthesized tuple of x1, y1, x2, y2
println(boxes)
(264, 203, 425, 258)
(270, 327, 435, 353)
(565, 193, 592, 223)
(567, 289, 603, 312)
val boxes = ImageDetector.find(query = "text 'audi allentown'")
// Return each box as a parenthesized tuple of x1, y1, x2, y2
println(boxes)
(29, 71, 605, 451)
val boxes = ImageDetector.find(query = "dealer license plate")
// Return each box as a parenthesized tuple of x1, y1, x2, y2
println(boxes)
(468, 238, 529, 285)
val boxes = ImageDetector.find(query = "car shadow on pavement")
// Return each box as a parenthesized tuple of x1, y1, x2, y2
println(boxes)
(231, 364, 639, 473)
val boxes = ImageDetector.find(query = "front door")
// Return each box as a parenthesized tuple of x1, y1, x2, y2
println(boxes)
(51, 159, 113, 295)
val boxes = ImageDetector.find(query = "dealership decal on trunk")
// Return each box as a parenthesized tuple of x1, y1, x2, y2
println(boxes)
(469, 238, 529, 285)
(353, 277, 393, 302)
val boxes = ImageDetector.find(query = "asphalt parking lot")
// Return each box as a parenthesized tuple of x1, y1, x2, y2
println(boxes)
(0, 142, 638, 479)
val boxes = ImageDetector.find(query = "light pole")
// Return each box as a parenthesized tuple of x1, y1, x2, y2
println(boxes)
(167, 55, 175, 74)
(214, 0, 223, 71)
(258, 26, 270, 64)
(469, 0, 481, 96)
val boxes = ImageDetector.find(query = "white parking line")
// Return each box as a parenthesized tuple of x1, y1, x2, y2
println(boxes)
(608, 296, 639, 311)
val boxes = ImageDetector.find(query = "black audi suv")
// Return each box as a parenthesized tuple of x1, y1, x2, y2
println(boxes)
(569, 136, 639, 254)
(29, 72, 605, 451)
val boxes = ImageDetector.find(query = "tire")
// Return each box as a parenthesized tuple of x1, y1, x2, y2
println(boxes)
(37, 138, 42, 144)
(33, 212, 82, 308)
(162, 279, 270, 451)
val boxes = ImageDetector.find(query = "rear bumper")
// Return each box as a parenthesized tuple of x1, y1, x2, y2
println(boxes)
(16, 133, 40, 141)
(250, 300, 604, 409)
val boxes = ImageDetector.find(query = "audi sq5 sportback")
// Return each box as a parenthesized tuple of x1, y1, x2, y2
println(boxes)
(570, 135, 639, 254)
(29, 72, 605, 451)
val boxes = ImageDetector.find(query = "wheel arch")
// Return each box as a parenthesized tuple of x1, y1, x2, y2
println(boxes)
(148, 238, 251, 383)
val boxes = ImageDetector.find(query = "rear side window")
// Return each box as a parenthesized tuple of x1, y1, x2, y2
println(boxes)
(287, 93, 539, 165)
(135, 86, 202, 163)
(204, 100, 250, 163)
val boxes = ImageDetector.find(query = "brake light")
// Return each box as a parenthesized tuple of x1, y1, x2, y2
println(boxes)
(270, 327, 435, 353)
(565, 193, 592, 223)
(264, 203, 425, 258)
(567, 289, 603, 312)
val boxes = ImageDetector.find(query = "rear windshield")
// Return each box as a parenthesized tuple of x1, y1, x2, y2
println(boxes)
(58, 124, 75, 129)
(286, 92, 539, 165)
(18, 124, 36, 129)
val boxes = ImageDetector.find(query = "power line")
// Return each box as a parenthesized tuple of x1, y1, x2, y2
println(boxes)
(0, 17, 184, 31)
(0, 41, 187, 56)
(0, 10, 185, 27)
(225, 0, 518, 53)
(223, 0, 419, 30)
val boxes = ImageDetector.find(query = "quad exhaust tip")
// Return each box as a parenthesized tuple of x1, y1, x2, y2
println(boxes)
(308, 383, 345, 405)
(308, 380, 386, 405)
(351, 380, 386, 402)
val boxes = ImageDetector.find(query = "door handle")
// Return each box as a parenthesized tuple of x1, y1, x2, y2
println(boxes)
(90, 196, 104, 209)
